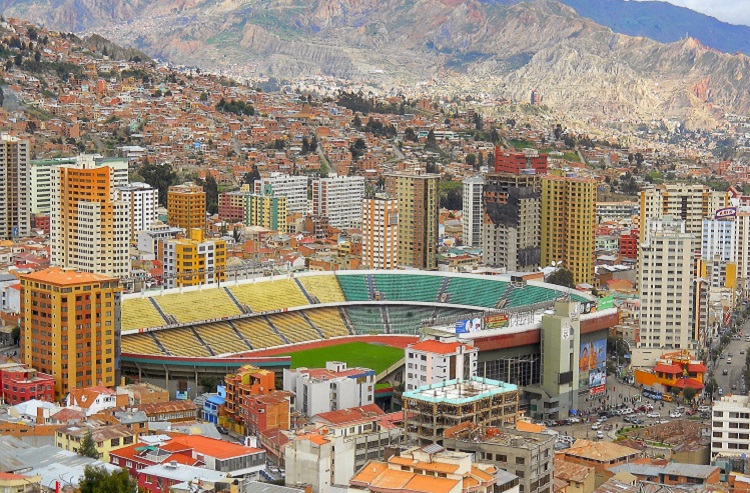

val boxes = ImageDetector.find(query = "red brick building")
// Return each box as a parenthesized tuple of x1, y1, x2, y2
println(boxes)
(0, 363, 55, 404)
(494, 146, 548, 174)
(242, 390, 292, 436)
(619, 229, 639, 260)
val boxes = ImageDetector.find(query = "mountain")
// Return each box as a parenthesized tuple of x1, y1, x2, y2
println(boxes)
(558, 0, 750, 57)
(2, 0, 750, 127)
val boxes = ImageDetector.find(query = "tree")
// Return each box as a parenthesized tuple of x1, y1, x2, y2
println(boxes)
(201, 175, 219, 215)
(78, 430, 99, 459)
(465, 153, 476, 167)
(243, 165, 261, 186)
(11, 325, 19, 345)
(404, 127, 417, 142)
(704, 377, 718, 397)
(199, 91, 208, 102)
(682, 386, 697, 403)
(546, 268, 575, 289)
(79, 466, 137, 493)
(139, 162, 177, 207)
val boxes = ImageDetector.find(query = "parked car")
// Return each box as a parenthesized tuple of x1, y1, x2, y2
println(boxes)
(686, 408, 698, 416)
(603, 424, 614, 431)
(698, 405, 711, 412)
(216, 425, 229, 434)
(568, 417, 581, 424)
(632, 418, 644, 425)
(670, 411, 682, 418)
(647, 412, 660, 418)
(724, 369, 729, 375)
(623, 416, 634, 423)
(591, 423, 601, 430)
(596, 431, 604, 439)
(597, 416, 608, 422)
(700, 412, 710, 419)
(658, 419, 670, 424)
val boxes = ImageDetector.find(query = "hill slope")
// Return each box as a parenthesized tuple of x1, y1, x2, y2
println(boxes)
(1, 0, 749, 127)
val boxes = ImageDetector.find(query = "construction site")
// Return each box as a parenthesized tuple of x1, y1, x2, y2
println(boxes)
(402, 376, 519, 445)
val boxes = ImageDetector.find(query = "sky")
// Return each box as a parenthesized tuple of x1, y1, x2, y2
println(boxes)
(634, 0, 750, 27)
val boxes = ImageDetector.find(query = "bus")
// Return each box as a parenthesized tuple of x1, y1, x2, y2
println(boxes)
(643, 387, 663, 401)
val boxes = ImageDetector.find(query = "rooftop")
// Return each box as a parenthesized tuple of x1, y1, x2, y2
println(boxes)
(564, 439, 641, 463)
(21, 267, 117, 285)
(408, 339, 476, 355)
(403, 376, 517, 405)
(607, 462, 719, 480)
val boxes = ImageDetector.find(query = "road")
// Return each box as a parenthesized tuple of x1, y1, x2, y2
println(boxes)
(712, 335, 749, 396)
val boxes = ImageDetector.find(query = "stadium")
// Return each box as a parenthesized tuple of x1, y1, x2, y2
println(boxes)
(119, 270, 619, 415)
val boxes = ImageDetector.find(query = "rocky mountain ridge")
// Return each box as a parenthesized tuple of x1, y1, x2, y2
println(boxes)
(1, 0, 749, 127)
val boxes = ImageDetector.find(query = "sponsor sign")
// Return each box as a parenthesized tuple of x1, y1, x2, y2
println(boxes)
(485, 313, 509, 329)
(715, 207, 737, 219)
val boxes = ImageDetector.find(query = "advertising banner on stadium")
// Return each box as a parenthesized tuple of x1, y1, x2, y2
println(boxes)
(455, 318, 483, 334)
(579, 339, 607, 392)
(596, 295, 614, 311)
(484, 313, 509, 329)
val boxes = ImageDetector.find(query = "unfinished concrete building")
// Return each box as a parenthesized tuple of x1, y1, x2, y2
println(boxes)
(482, 173, 541, 271)
(402, 376, 519, 445)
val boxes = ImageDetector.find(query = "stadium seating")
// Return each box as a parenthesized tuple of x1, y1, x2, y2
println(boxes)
(153, 328, 212, 357)
(444, 277, 509, 308)
(154, 288, 241, 324)
(120, 298, 169, 331)
(503, 285, 559, 307)
(385, 306, 437, 334)
(120, 332, 162, 355)
(229, 279, 307, 312)
(304, 307, 350, 338)
(233, 317, 286, 349)
(345, 306, 386, 334)
(337, 275, 370, 301)
(372, 274, 442, 303)
(194, 321, 251, 355)
(298, 275, 346, 303)
(269, 312, 320, 344)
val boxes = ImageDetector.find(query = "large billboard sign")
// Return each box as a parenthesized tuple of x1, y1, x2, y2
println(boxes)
(579, 339, 607, 395)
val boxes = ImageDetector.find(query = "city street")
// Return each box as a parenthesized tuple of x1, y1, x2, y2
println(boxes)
(711, 336, 748, 395)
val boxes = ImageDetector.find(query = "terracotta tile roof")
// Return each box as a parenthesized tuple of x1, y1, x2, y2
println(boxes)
(351, 460, 389, 484)
(408, 340, 470, 355)
(555, 457, 593, 483)
(653, 364, 682, 374)
(404, 474, 458, 493)
(169, 435, 262, 460)
(517, 421, 545, 433)
(295, 433, 329, 446)
(136, 400, 197, 414)
(314, 404, 384, 426)
(565, 439, 640, 462)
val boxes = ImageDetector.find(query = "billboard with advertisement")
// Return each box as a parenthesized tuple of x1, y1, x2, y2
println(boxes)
(579, 339, 607, 392)
(455, 318, 483, 334)
(485, 313, 509, 329)
(596, 295, 614, 311)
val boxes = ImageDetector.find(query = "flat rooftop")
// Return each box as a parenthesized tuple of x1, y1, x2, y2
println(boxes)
(402, 376, 517, 405)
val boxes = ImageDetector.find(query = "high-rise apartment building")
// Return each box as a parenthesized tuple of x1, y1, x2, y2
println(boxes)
(30, 156, 128, 214)
(254, 173, 308, 214)
(711, 394, 750, 459)
(362, 195, 398, 269)
(117, 182, 159, 241)
(312, 176, 365, 228)
(162, 229, 227, 289)
(0, 134, 30, 239)
(640, 184, 729, 239)
(482, 173, 541, 271)
(245, 188, 288, 232)
(636, 216, 696, 367)
(218, 190, 248, 223)
(167, 182, 206, 232)
(385, 171, 439, 270)
(462, 176, 484, 247)
(404, 337, 478, 391)
(20, 267, 121, 398)
(50, 163, 131, 278)
(541, 175, 596, 285)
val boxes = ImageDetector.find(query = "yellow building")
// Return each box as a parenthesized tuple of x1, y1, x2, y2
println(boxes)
(385, 171, 439, 270)
(246, 189, 288, 232)
(20, 268, 121, 398)
(55, 423, 138, 462)
(162, 228, 227, 289)
(168, 182, 206, 232)
(541, 175, 597, 285)
(0, 473, 41, 493)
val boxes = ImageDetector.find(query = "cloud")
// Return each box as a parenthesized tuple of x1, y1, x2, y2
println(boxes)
(632, 0, 750, 27)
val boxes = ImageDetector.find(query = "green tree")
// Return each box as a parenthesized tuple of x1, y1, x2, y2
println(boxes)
(243, 165, 261, 186)
(704, 377, 718, 396)
(546, 268, 575, 289)
(79, 466, 137, 493)
(404, 127, 417, 142)
(199, 92, 208, 102)
(11, 325, 19, 345)
(139, 162, 177, 207)
(78, 430, 99, 459)
(201, 175, 219, 215)
(682, 386, 697, 403)
(465, 153, 476, 167)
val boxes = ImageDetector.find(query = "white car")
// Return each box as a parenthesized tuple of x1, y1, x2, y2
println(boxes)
(591, 423, 601, 430)
(670, 411, 682, 418)
(596, 431, 604, 439)
(568, 417, 581, 424)
(647, 412, 660, 418)
(698, 405, 711, 413)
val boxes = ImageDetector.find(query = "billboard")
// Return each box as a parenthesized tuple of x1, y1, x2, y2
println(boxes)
(715, 207, 738, 219)
(455, 318, 483, 334)
(579, 339, 607, 393)
(485, 313, 509, 329)
(597, 295, 614, 311)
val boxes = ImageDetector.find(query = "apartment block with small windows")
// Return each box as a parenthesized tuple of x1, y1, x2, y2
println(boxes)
(116, 182, 159, 241)
(312, 176, 366, 228)
(20, 267, 122, 398)
(711, 394, 750, 459)
(167, 182, 206, 232)
(162, 228, 226, 289)
(0, 134, 30, 239)
(640, 184, 729, 239)
(254, 173, 309, 214)
(463, 176, 485, 247)
(362, 195, 398, 269)
(405, 337, 478, 391)
(541, 175, 596, 285)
